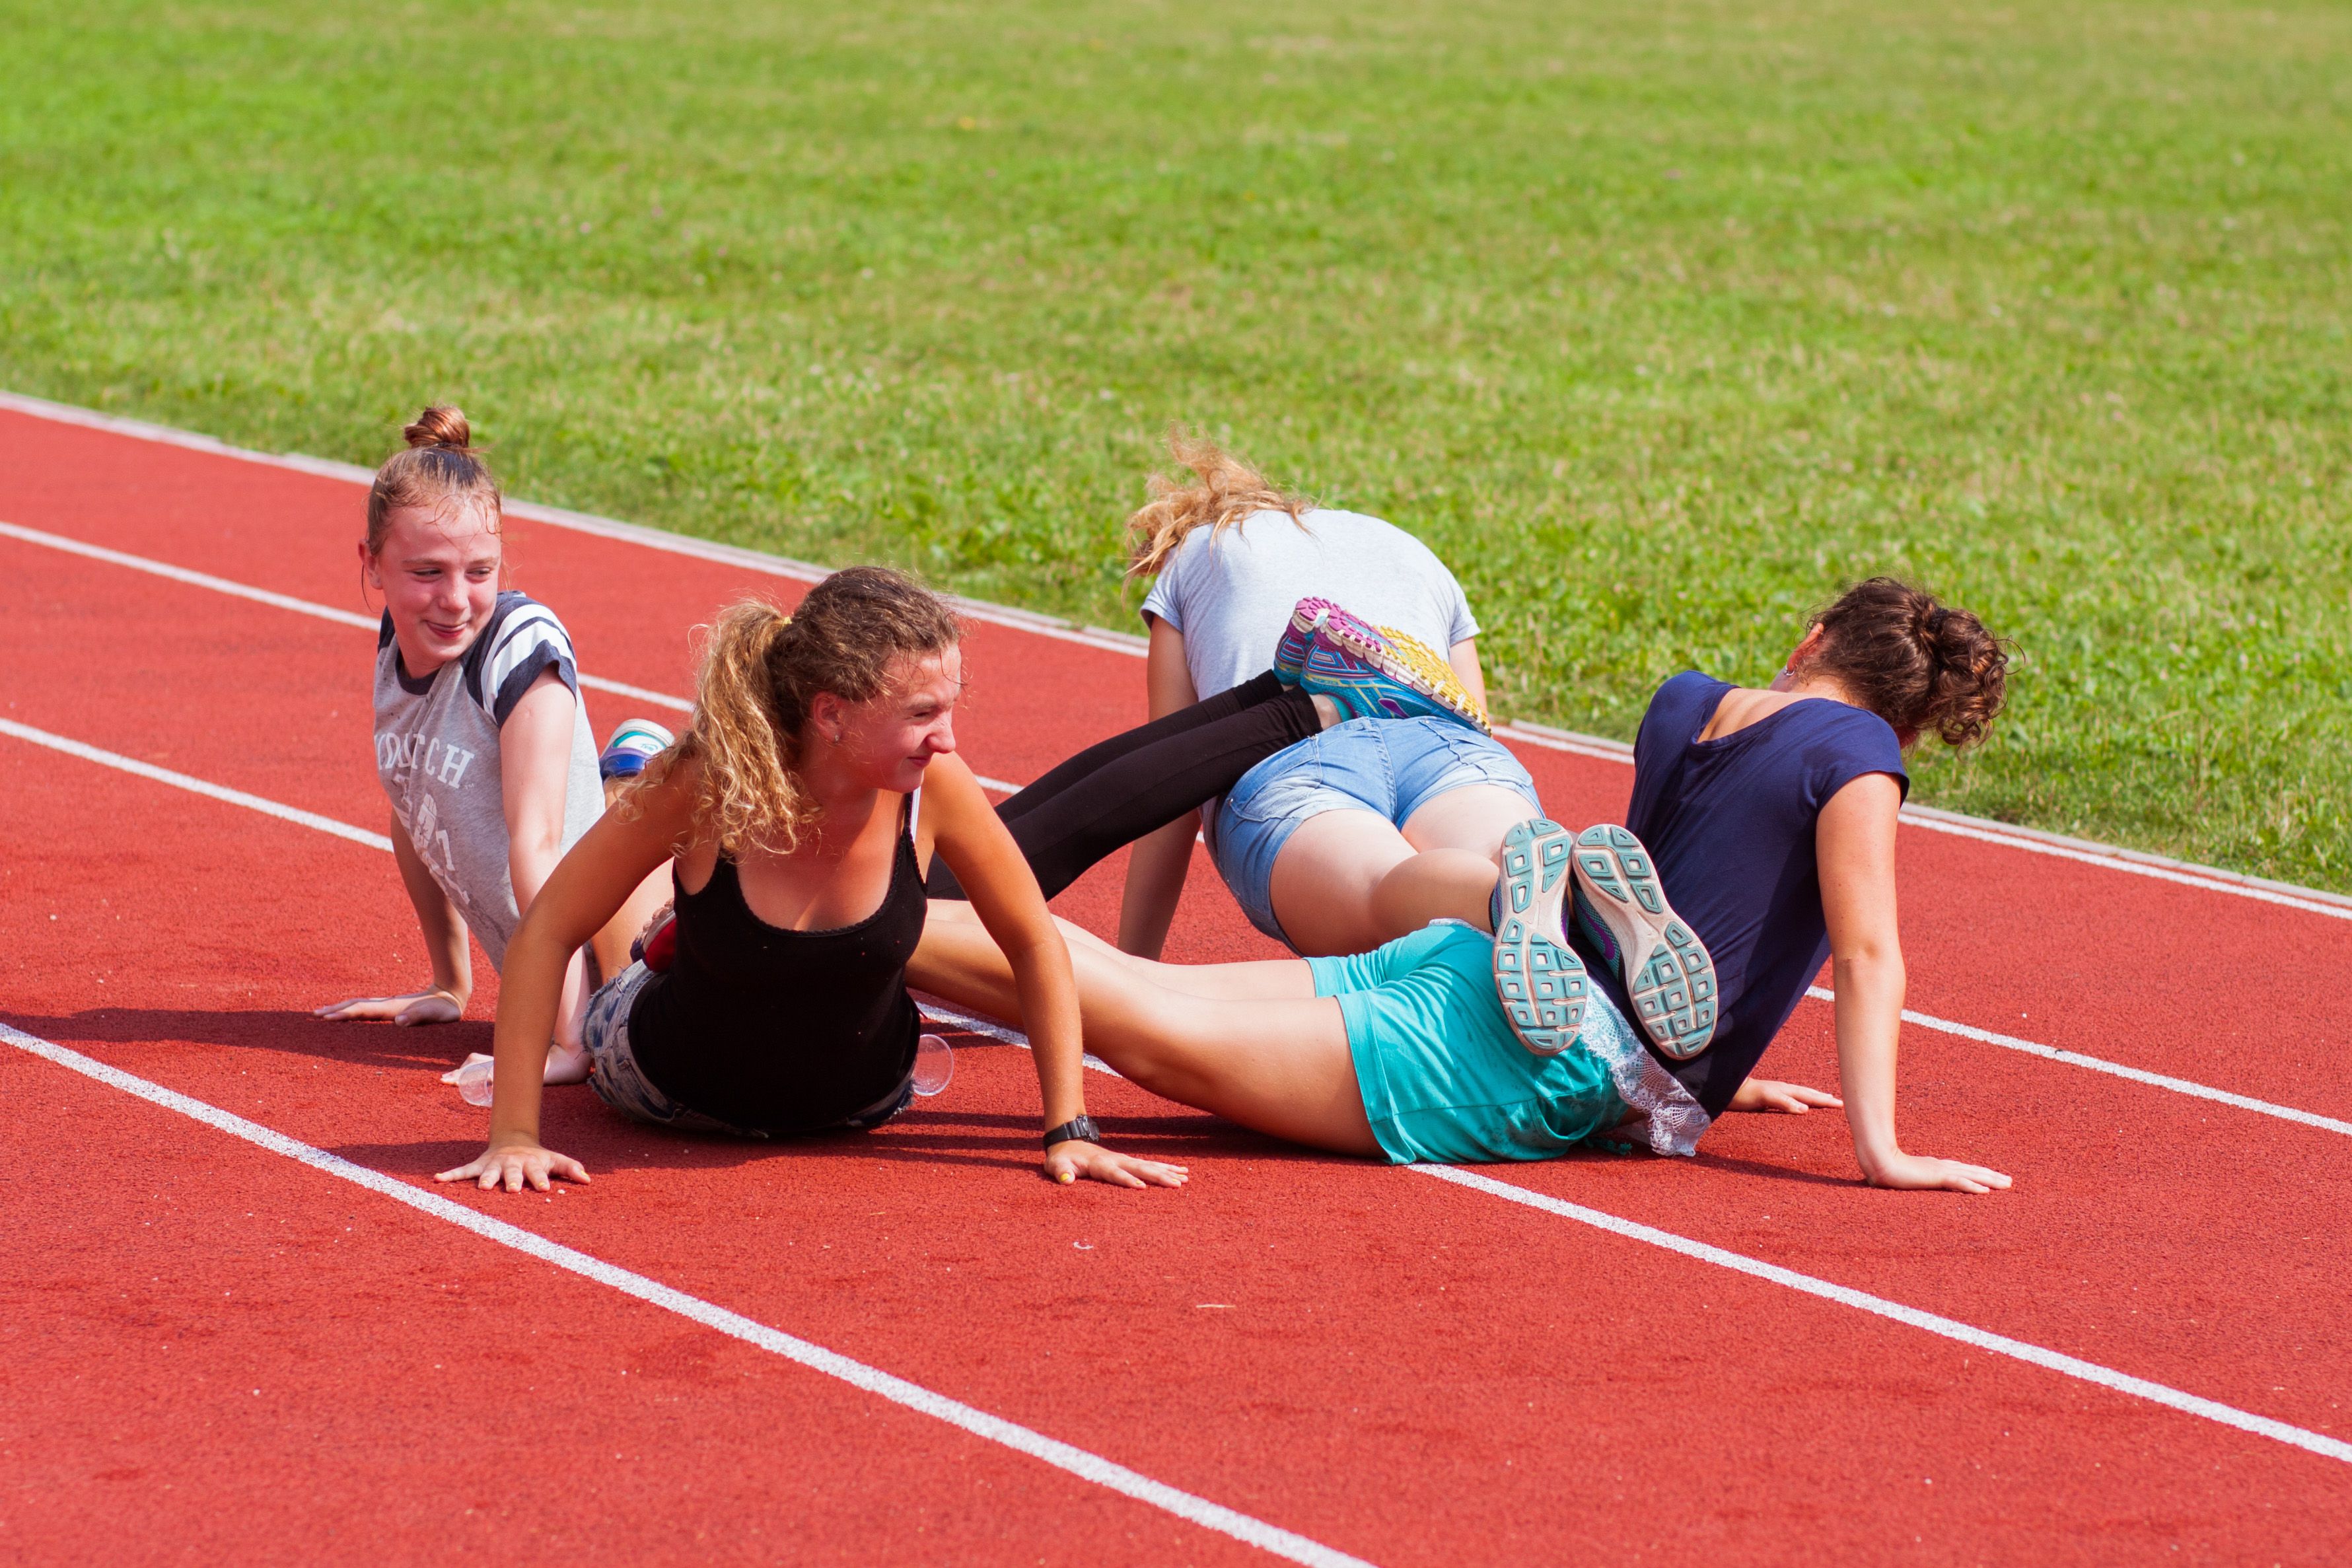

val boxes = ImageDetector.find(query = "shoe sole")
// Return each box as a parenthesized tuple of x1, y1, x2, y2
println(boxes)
(1570, 825, 1717, 1060)
(1491, 817, 1586, 1055)
(1274, 597, 1336, 686)
(1311, 608, 1492, 734)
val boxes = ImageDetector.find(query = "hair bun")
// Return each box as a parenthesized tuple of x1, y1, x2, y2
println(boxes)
(402, 405, 472, 451)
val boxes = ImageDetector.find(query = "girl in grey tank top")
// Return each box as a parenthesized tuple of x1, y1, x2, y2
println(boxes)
(313, 407, 672, 1083)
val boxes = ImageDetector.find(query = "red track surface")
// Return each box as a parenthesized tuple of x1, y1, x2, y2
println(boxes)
(4, 404, 2349, 1565)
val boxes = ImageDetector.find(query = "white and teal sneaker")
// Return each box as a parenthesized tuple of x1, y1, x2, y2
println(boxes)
(1490, 816, 1587, 1055)
(599, 718, 675, 783)
(1569, 824, 1718, 1061)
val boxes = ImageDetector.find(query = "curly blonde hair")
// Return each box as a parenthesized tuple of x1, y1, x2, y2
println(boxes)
(1125, 430, 1312, 579)
(632, 567, 962, 853)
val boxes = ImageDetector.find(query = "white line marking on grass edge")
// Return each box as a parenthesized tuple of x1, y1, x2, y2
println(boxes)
(1408, 1164, 2352, 1468)
(0, 718, 395, 852)
(1804, 986, 2352, 1137)
(10, 389, 2351, 920)
(0, 1020, 1375, 1568)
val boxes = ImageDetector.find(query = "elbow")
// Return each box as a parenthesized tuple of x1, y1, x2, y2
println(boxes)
(1832, 944, 1905, 991)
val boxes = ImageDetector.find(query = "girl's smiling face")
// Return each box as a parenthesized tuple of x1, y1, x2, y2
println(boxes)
(815, 647, 964, 796)
(362, 502, 504, 676)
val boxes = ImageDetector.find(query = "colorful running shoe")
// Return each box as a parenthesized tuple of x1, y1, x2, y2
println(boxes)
(1490, 816, 1588, 1055)
(1569, 824, 1719, 1061)
(599, 718, 675, 782)
(1272, 596, 1336, 686)
(1294, 604, 1492, 735)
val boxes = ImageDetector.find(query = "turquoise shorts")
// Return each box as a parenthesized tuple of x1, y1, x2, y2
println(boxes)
(1310, 921, 1633, 1164)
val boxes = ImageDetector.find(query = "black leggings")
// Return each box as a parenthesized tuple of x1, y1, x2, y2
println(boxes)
(925, 672, 1320, 902)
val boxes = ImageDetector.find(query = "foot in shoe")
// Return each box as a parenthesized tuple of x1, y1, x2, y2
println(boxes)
(1490, 816, 1586, 1055)
(1273, 596, 1339, 686)
(600, 718, 676, 781)
(1569, 824, 1718, 1061)
(1295, 604, 1492, 734)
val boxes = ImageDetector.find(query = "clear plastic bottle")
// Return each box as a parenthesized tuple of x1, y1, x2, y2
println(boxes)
(452, 1055, 496, 1107)
(911, 1032, 954, 1096)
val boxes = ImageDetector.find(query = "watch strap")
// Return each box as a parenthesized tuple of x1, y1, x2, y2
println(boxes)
(1042, 1115, 1100, 1150)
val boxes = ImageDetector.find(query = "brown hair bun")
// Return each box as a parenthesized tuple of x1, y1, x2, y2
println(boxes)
(1806, 577, 2009, 748)
(365, 406, 500, 555)
(402, 405, 473, 451)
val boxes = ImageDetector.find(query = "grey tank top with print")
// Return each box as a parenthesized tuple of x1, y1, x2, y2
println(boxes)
(371, 592, 602, 971)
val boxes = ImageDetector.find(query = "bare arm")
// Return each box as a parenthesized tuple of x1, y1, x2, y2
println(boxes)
(436, 771, 692, 1192)
(1818, 773, 2010, 1194)
(313, 813, 471, 1024)
(500, 668, 590, 1050)
(927, 754, 1184, 1189)
(1116, 618, 1202, 958)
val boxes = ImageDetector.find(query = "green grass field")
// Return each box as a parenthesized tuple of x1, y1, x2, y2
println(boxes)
(5, 0, 2347, 884)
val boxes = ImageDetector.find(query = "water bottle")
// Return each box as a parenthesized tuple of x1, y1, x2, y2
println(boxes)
(911, 1032, 953, 1097)
(453, 1055, 496, 1107)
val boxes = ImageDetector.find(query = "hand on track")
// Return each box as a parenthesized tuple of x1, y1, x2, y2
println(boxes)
(437, 1138, 591, 1192)
(1727, 1077, 1842, 1114)
(1043, 1141, 1188, 1190)
(314, 987, 463, 1026)
(1864, 1149, 2011, 1195)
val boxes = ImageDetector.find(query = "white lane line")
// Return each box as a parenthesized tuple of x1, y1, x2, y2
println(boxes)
(0, 718, 395, 852)
(1409, 1164, 2352, 1466)
(864, 997, 2352, 1470)
(1804, 985, 2352, 1137)
(1895, 813, 2352, 923)
(1497, 721, 2352, 921)
(4, 713, 2339, 1140)
(0, 1023, 1372, 1568)
(10, 703, 2348, 1477)
(0, 517, 688, 715)
(0, 516, 1019, 781)
(16, 476, 2352, 921)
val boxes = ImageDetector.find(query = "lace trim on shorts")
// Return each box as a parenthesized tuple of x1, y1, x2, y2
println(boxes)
(1576, 1016, 1713, 1157)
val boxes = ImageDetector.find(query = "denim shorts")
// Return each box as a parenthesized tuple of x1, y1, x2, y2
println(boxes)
(583, 962, 913, 1138)
(1209, 715, 1540, 946)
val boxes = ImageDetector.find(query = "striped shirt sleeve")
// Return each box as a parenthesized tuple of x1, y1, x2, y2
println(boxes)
(469, 594, 581, 727)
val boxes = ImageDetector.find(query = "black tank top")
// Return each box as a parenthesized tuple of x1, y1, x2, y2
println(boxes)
(625, 801, 925, 1133)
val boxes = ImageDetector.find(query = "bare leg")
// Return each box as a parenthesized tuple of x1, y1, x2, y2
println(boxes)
(910, 915, 1380, 1156)
(1267, 784, 1537, 955)
(1369, 783, 1536, 936)
(1265, 809, 1418, 956)
(927, 901, 1317, 1002)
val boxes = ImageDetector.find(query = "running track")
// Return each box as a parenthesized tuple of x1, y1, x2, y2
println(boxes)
(3, 394, 2347, 1565)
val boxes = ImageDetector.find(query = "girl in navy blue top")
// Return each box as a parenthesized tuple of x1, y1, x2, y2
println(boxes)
(1559, 578, 2014, 1190)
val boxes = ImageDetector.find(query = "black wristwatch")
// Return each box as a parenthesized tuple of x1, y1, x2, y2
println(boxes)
(1042, 1115, 1100, 1150)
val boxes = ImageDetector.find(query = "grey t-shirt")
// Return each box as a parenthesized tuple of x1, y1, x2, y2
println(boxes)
(1139, 508, 1480, 699)
(372, 591, 603, 972)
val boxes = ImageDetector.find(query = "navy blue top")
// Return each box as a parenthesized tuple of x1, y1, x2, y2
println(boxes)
(1575, 672, 1909, 1118)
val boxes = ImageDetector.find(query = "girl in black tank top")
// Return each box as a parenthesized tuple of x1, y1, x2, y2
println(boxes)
(441, 568, 1190, 1196)
(625, 799, 928, 1134)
